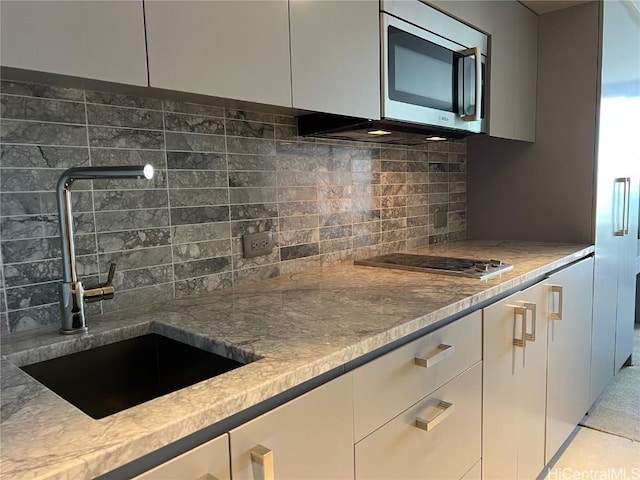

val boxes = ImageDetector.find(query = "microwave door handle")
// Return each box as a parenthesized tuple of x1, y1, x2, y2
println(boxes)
(459, 47, 482, 122)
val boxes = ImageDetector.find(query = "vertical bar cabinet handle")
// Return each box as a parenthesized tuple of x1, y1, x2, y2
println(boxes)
(624, 177, 631, 235)
(521, 301, 536, 342)
(250, 445, 275, 480)
(459, 46, 482, 122)
(548, 284, 564, 321)
(510, 305, 527, 348)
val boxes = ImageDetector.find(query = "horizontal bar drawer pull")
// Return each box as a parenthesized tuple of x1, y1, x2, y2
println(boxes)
(414, 344, 455, 368)
(548, 284, 564, 321)
(415, 401, 455, 431)
(250, 444, 275, 480)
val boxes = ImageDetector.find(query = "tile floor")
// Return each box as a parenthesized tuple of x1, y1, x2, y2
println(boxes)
(544, 427, 640, 480)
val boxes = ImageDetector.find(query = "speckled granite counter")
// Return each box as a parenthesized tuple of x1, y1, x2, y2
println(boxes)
(0, 241, 594, 479)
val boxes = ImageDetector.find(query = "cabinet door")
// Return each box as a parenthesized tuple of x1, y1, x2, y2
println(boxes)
(145, 0, 291, 107)
(133, 433, 230, 480)
(355, 363, 482, 480)
(0, 0, 147, 86)
(427, 0, 537, 141)
(290, 0, 380, 119)
(229, 373, 353, 480)
(483, 281, 548, 480)
(545, 257, 594, 463)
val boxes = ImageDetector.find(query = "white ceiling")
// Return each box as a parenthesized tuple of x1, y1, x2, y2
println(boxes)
(519, 0, 592, 15)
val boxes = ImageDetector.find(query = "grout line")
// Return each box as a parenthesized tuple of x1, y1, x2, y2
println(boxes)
(161, 100, 177, 302)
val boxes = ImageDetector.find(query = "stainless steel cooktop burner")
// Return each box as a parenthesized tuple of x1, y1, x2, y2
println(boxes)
(354, 253, 513, 279)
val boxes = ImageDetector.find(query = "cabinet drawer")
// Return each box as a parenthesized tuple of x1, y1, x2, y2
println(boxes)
(355, 362, 482, 480)
(133, 433, 230, 480)
(353, 310, 481, 441)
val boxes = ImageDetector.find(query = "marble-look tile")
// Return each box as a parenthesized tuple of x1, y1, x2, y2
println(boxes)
(230, 203, 278, 221)
(93, 189, 168, 211)
(175, 272, 233, 298)
(41, 190, 93, 214)
(171, 222, 231, 244)
(278, 228, 319, 247)
(90, 148, 165, 168)
(7, 302, 60, 332)
(173, 257, 232, 281)
(274, 114, 296, 126)
(277, 186, 317, 202)
(226, 109, 274, 123)
(1, 81, 84, 101)
(274, 124, 298, 140)
(320, 237, 352, 254)
(225, 119, 274, 139)
(5, 281, 59, 310)
(233, 263, 280, 285)
(86, 90, 162, 110)
(97, 227, 171, 253)
(163, 100, 224, 118)
(1, 95, 86, 124)
(0, 192, 40, 216)
(277, 156, 317, 172)
(169, 188, 229, 208)
(102, 283, 171, 313)
(226, 136, 275, 156)
(95, 209, 170, 233)
(168, 170, 228, 189)
(170, 206, 230, 226)
(165, 132, 225, 153)
(278, 201, 318, 217)
(320, 225, 352, 241)
(99, 246, 173, 271)
(172, 239, 232, 263)
(228, 171, 277, 188)
(1, 235, 94, 264)
(86, 104, 164, 130)
(230, 219, 278, 238)
(164, 113, 225, 135)
(279, 215, 318, 231)
(229, 187, 277, 205)
(227, 154, 276, 171)
(109, 265, 173, 291)
(166, 151, 226, 170)
(0, 144, 89, 169)
(88, 126, 164, 149)
(3, 255, 98, 288)
(1, 120, 87, 146)
(276, 171, 318, 187)
(280, 243, 319, 261)
(0, 168, 62, 192)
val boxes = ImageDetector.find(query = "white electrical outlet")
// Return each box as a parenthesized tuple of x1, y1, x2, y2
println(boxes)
(242, 231, 274, 259)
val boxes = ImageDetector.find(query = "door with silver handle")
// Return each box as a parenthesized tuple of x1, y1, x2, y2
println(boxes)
(614, 177, 628, 236)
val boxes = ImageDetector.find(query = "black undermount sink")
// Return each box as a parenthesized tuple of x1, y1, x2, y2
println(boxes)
(20, 333, 248, 419)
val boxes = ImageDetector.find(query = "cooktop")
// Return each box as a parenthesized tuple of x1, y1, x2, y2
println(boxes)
(354, 253, 513, 279)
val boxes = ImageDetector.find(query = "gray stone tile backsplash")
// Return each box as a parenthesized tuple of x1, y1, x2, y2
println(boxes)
(0, 79, 467, 335)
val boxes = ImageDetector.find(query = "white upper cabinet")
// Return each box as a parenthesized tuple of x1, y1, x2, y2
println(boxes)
(290, 0, 380, 119)
(144, 0, 292, 107)
(0, 0, 148, 86)
(427, 0, 538, 142)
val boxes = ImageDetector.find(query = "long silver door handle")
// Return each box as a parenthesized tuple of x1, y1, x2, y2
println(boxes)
(459, 46, 482, 122)
(415, 401, 455, 431)
(250, 445, 275, 480)
(548, 285, 563, 321)
(415, 344, 455, 368)
(614, 177, 626, 236)
(509, 304, 527, 348)
(624, 177, 631, 235)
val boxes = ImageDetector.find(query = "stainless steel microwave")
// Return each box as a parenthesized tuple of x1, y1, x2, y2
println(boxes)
(297, 0, 489, 144)
(382, 0, 488, 135)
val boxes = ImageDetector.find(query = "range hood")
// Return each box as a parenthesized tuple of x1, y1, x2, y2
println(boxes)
(297, 113, 478, 146)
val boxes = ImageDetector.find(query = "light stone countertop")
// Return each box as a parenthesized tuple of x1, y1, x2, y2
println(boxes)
(0, 240, 594, 480)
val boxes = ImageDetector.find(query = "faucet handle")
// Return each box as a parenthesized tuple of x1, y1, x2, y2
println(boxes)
(106, 263, 116, 286)
(84, 264, 116, 303)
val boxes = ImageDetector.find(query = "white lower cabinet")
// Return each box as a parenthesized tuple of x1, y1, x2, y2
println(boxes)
(483, 281, 549, 480)
(545, 257, 594, 463)
(355, 362, 482, 480)
(229, 373, 354, 480)
(133, 433, 230, 480)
